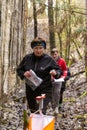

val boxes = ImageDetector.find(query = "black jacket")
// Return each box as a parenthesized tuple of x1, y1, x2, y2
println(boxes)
(17, 53, 62, 90)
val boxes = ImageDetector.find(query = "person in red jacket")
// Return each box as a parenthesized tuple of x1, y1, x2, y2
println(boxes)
(51, 48, 68, 112)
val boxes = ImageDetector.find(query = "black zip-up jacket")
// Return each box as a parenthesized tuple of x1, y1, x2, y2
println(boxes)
(17, 53, 62, 90)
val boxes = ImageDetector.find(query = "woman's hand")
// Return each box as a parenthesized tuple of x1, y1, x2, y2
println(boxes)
(24, 71, 31, 78)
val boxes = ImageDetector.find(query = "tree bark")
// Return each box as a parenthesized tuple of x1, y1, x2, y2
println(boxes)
(48, 0, 55, 50)
(0, 0, 28, 98)
(84, 0, 87, 81)
(33, 0, 37, 38)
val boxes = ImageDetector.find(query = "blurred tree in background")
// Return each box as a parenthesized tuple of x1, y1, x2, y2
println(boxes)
(0, 0, 87, 103)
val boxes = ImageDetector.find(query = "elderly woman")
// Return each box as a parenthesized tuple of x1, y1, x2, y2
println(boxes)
(17, 37, 62, 114)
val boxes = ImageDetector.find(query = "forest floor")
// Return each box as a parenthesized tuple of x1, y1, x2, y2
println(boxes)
(0, 59, 87, 130)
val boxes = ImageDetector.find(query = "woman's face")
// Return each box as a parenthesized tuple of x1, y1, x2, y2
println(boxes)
(33, 46, 45, 57)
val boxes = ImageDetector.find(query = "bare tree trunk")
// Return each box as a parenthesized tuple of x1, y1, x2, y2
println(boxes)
(57, 32, 63, 57)
(65, 0, 71, 65)
(33, 0, 37, 38)
(48, 0, 55, 50)
(0, 2, 12, 125)
(0, 0, 28, 99)
(1, 0, 12, 96)
(22, 0, 28, 56)
(0, 0, 2, 99)
(55, 0, 63, 57)
(84, 0, 87, 81)
(0, 0, 2, 37)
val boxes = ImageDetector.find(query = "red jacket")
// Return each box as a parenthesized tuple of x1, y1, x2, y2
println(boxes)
(56, 57, 68, 79)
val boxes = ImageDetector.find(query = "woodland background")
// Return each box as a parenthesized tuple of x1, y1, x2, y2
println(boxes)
(0, 0, 87, 129)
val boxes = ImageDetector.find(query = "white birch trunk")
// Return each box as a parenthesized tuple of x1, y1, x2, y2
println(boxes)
(0, 0, 7, 97)
(1, 0, 12, 94)
(0, 0, 29, 97)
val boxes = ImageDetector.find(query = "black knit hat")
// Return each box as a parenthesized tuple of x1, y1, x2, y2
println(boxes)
(31, 37, 46, 49)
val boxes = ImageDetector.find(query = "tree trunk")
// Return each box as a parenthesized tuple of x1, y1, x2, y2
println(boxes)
(1, 0, 12, 96)
(33, 0, 37, 38)
(84, 0, 87, 81)
(0, 0, 28, 98)
(48, 0, 55, 50)
(65, 0, 71, 65)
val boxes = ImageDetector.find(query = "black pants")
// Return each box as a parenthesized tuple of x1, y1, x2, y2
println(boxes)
(59, 82, 66, 104)
(26, 85, 52, 114)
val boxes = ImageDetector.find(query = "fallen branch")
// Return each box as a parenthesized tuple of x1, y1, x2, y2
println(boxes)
(71, 70, 85, 77)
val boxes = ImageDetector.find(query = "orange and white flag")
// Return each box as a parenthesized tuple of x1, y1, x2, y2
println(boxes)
(28, 114, 55, 130)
